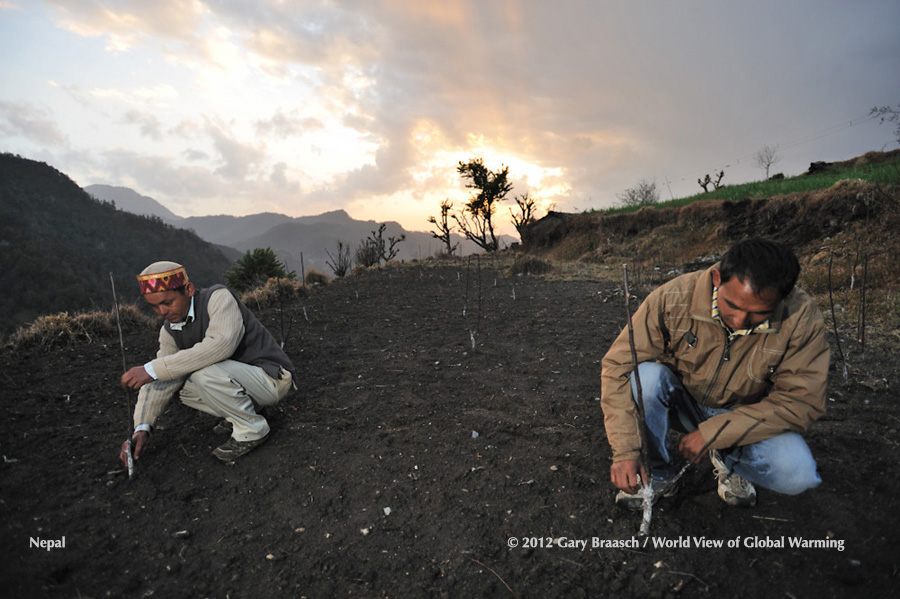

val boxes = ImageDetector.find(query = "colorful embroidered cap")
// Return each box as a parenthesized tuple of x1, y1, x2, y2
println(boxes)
(137, 261, 190, 295)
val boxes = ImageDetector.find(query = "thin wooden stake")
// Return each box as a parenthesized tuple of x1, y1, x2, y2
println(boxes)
(857, 251, 868, 349)
(300, 252, 306, 288)
(623, 265, 651, 479)
(623, 265, 653, 535)
(827, 253, 849, 381)
(110, 273, 135, 479)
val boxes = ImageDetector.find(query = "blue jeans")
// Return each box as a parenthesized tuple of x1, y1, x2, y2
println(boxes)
(630, 362, 821, 495)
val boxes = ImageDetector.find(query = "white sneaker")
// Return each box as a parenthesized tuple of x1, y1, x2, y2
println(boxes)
(710, 450, 757, 507)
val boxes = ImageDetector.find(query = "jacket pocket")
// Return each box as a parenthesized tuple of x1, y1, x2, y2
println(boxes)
(745, 344, 785, 384)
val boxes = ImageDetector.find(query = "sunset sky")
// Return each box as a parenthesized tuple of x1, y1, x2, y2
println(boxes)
(2, 0, 898, 236)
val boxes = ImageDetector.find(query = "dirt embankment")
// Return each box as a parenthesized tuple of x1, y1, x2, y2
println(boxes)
(523, 177, 899, 289)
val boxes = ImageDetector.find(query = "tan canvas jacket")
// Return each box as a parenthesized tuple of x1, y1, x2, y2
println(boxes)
(601, 265, 830, 463)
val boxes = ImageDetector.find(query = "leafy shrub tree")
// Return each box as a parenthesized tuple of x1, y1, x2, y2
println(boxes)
(453, 158, 513, 252)
(226, 248, 295, 292)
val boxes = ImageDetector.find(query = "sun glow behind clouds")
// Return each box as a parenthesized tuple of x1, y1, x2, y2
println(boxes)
(8, 1, 599, 229)
(456, 134, 569, 216)
(402, 121, 568, 234)
(4, 1, 894, 234)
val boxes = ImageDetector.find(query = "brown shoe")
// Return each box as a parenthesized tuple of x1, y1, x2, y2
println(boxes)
(212, 435, 269, 462)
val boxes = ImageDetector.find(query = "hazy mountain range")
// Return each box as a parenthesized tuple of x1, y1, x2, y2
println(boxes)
(0, 153, 514, 336)
(0, 155, 234, 336)
(85, 184, 516, 273)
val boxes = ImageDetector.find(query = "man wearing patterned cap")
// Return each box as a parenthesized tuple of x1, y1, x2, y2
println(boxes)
(119, 261, 296, 462)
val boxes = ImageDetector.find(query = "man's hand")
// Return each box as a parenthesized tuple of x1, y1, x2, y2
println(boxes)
(120, 430, 149, 466)
(677, 429, 709, 463)
(121, 366, 153, 391)
(610, 459, 648, 494)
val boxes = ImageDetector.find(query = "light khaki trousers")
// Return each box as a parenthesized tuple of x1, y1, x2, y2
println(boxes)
(179, 360, 292, 442)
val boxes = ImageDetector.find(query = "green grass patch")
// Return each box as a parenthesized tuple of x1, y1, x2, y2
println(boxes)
(596, 152, 900, 215)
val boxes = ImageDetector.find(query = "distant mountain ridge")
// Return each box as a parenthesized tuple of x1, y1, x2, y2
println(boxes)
(1, 156, 234, 337)
(86, 186, 516, 272)
(84, 184, 183, 224)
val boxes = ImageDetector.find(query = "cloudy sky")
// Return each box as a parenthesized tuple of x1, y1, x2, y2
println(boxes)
(2, 1, 898, 235)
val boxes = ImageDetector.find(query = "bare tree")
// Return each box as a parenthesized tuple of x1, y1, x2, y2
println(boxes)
(356, 223, 405, 268)
(380, 227, 405, 262)
(510, 193, 540, 237)
(427, 199, 458, 256)
(698, 171, 725, 192)
(617, 179, 659, 208)
(871, 104, 900, 146)
(754, 144, 781, 179)
(453, 158, 513, 252)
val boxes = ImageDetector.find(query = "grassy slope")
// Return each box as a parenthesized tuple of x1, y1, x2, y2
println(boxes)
(600, 149, 900, 215)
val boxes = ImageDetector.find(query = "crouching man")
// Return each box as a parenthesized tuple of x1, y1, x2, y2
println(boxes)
(119, 261, 296, 463)
(601, 238, 830, 508)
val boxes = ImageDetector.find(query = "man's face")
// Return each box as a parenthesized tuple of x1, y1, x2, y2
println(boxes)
(143, 283, 194, 323)
(711, 269, 780, 330)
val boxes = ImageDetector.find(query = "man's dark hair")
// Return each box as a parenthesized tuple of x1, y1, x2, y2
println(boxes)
(718, 238, 800, 299)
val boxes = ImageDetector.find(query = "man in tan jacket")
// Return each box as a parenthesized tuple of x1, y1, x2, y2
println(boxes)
(119, 261, 296, 464)
(601, 238, 830, 508)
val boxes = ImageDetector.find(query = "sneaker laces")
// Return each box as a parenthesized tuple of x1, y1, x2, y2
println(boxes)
(711, 453, 752, 494)
(709, 450, 728, 479)
(712, 462, 733, 483)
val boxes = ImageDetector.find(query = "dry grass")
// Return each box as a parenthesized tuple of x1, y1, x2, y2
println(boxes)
(507, 255, 555, 276)
(350, 264, 374, 276)
(7, 304, 153, 350)
(7, 278, 313, 350)
(240, 277, 307, 308)
(304, 267, 329, 286)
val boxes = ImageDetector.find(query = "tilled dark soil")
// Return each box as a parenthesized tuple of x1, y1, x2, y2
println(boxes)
(1, 260, 897, 598)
